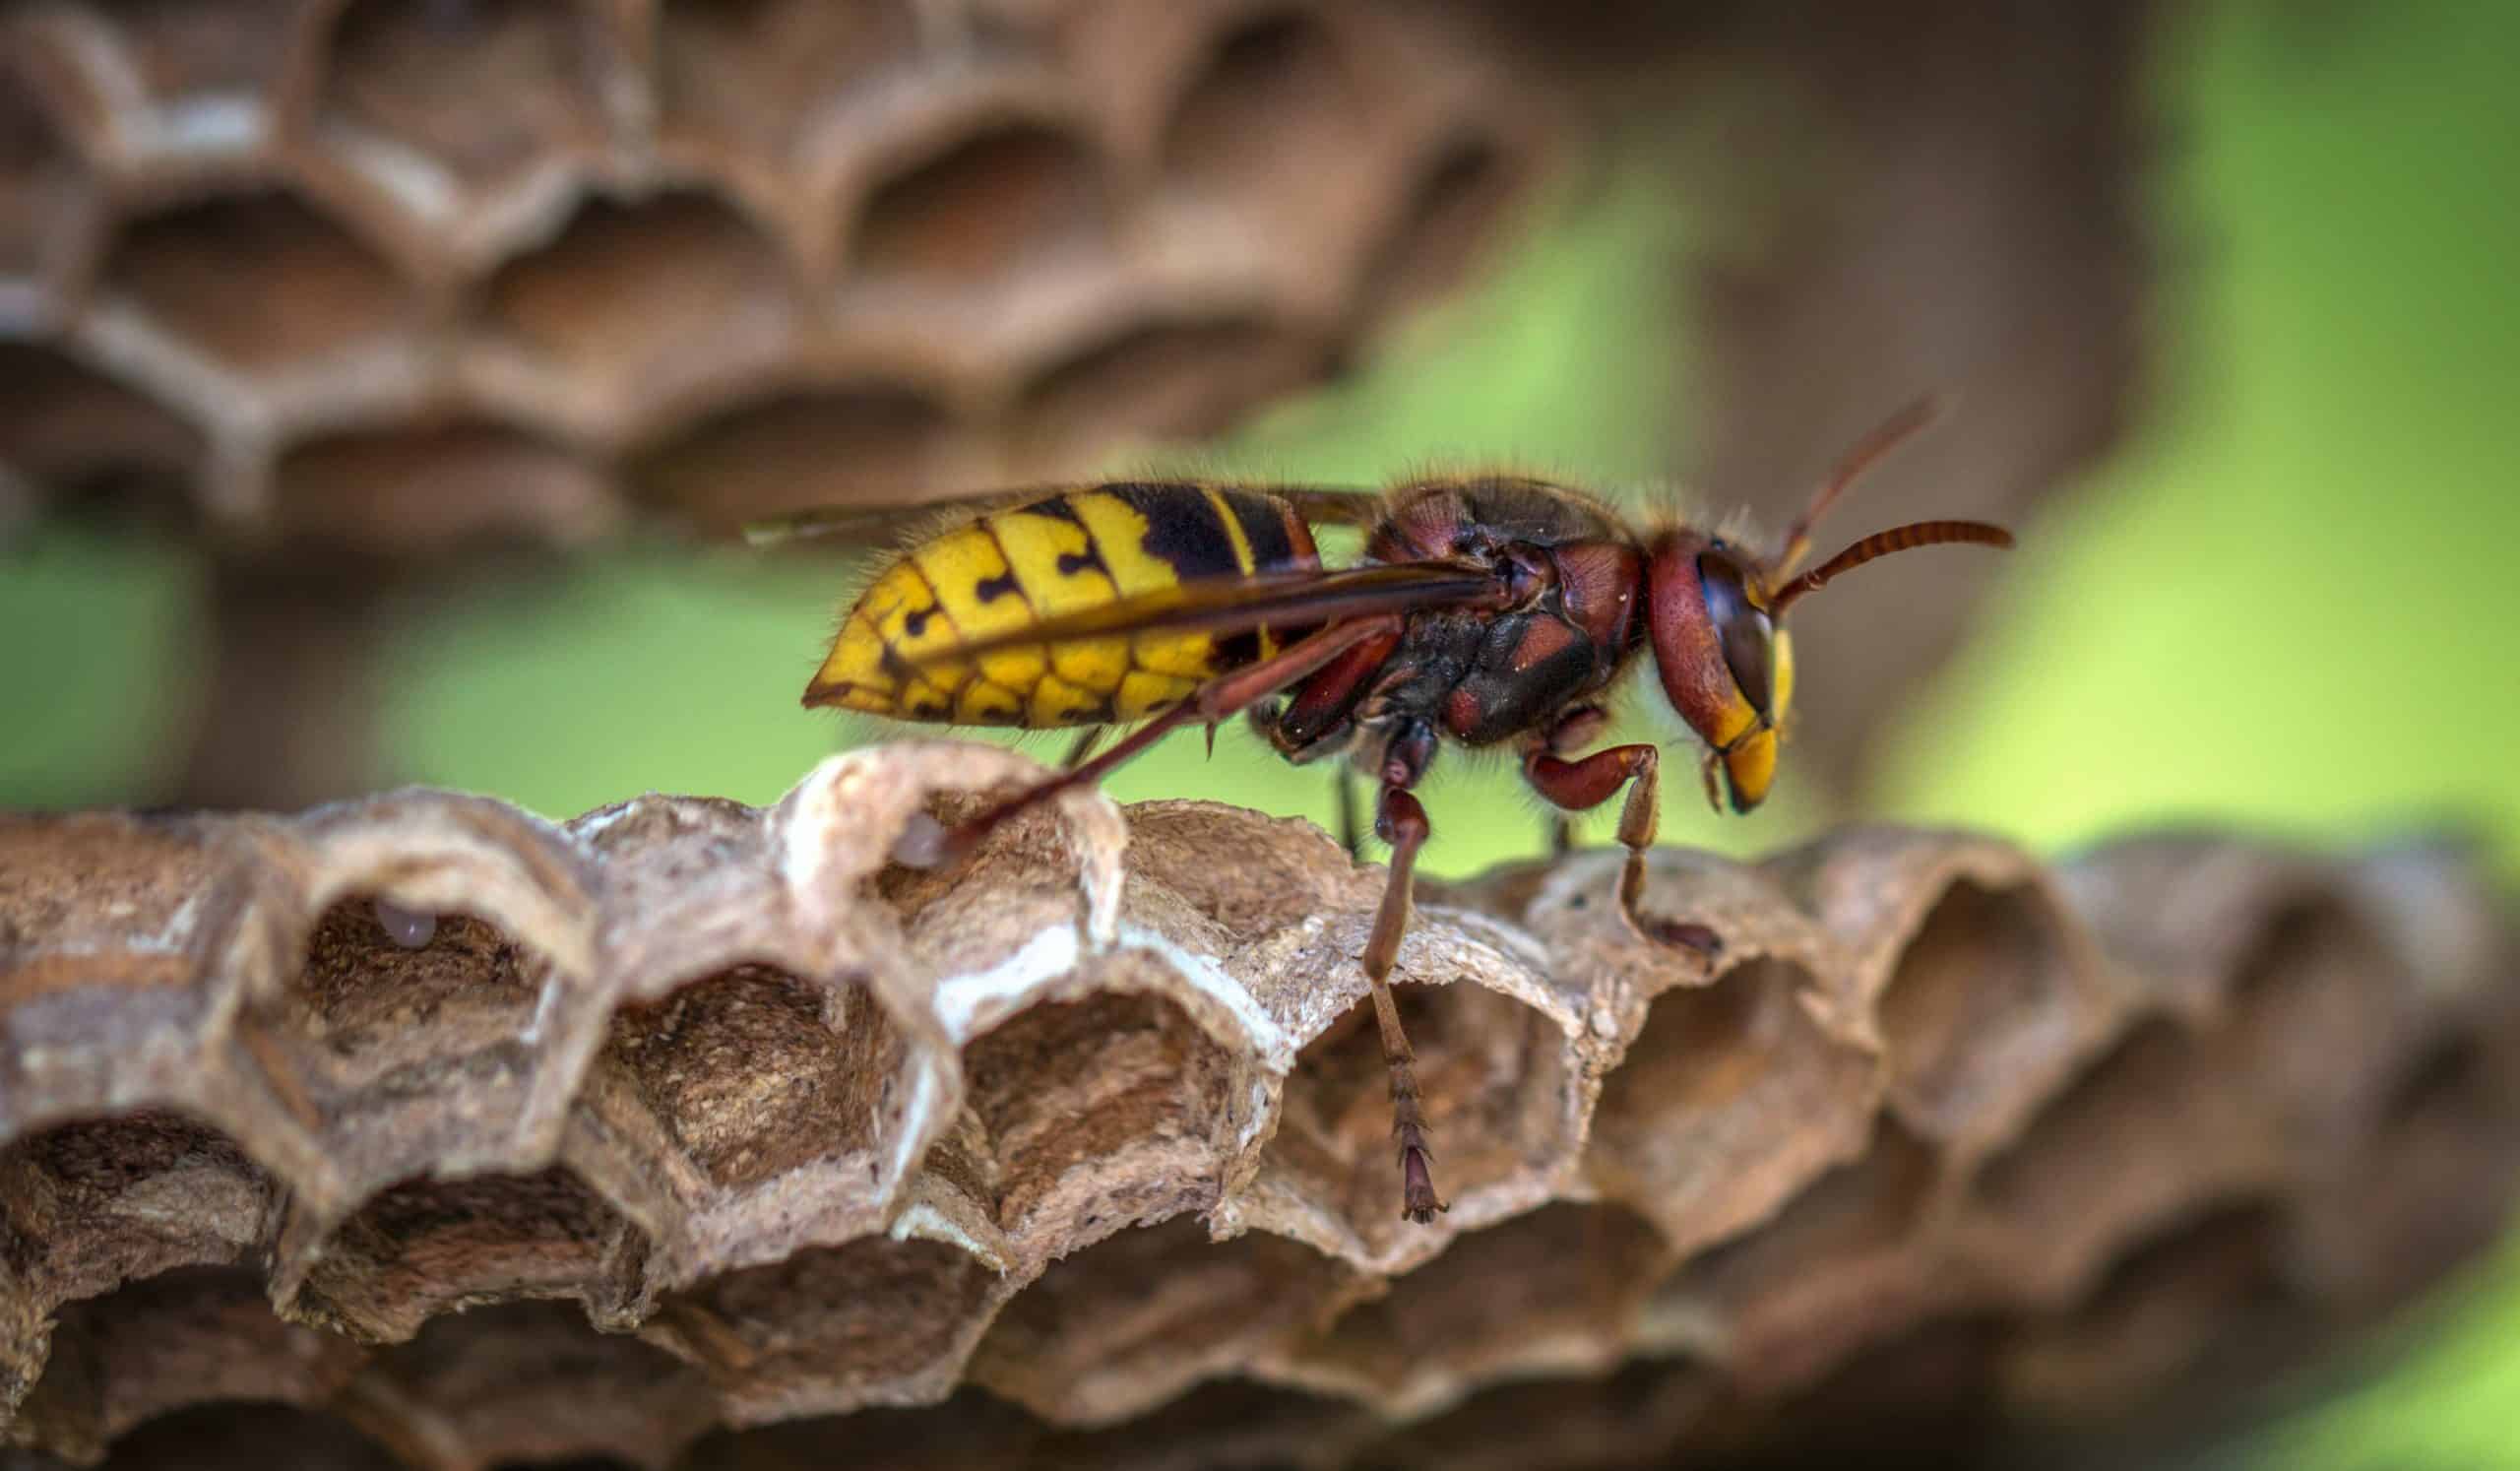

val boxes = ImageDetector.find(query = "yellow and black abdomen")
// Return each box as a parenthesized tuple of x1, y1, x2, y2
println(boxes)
(806, 484, 1323, 728)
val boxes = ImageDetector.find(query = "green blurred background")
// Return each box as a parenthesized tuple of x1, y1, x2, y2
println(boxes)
(5, 0, 2517, 1463)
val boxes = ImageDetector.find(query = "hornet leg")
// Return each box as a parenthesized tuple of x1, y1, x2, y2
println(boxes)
(1523, 730, 1721, 957)
(1538, 705, 1609, 859)
(1060, 725, 1107, 770)
(1364, 781, 1446, 1223)
(915, 614, 1410, 867)
(1336, 766, 1364, 860)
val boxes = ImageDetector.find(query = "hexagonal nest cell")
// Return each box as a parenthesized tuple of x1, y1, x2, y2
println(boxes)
(965, 1212, 1361, 1423)
(476, 189, 804, 419)
(317, 0, 615, 205)
(1264, 977, 1580, 1258)
(606, 964, 900, 1196)
(279, 1164, 648, 1341)
(1871, 877, 2085, 1154)
(16, 1265, 363, 1462)
(627, 384, 960, 533)
(0, 345, 205, 525)
(271, 417, 612, 551)
(0, 747, 2510, 1467)
(0, 73, 93, 307)
(1015, 316, 1338, 454)
(848, 123, 1112, 291)
(648, 1233, 997, 1422)
(80, 0, 318, 121)
(1161, 9, 1370, 197)
(953, 986, 1241, 1239)
(657, 0, 919, 167)
(1283, 1201, 1675, 1414)
(100, 191, 411, 376)
(1586, 955, 1877, 1256)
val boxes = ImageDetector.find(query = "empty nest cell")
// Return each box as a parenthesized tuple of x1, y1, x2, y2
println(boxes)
(1652, 1117, 1947, 1393)
(271, 417, 610, 552)
(0, 72, 92, 304)
(317, 0, 613, 203)
(1357, 132, 1520, 322)
(14, 1264, 364, 1463)
(1266, 979, 1576, 1256)
(336, 1300, 719, 1471)
(478, 188, 803, 413)
(1872, 878, 2082, 1153)
(848, 122, 1111, 289)
(967, 1213, 1362, 1425)
(649, 1234, 995, 1420)
(657, 0, 919, 166)
(627, 384, 958, 533)
(1998, 1201, 2293, 1424)
(1284, 1201, 1673, 1414)
(42, 1400, 405, 1471)
(1362, 1358, 1716, 1471)
(81, 0, 315, 118)
(1963, 1016, 2281, 1307)
(100, 190, 411, 375)
(280, 1164, 647, 1342)
(953, 987, 1239, 1239)
(233, 895, 576, 1203)
(0, 346, 205, 526)
(2214, 895, 2408, 1145)
(1015, 316, 1336, 452)
(605, 963, 906, 1194)
(1036, 1375, 1373, 1470)
(1587, 956, 1877, 1256)
(1160, 9, 1368, 198)
(0, 1112, 274, 1319)
(2295, 1027, 2520, 1310)
(675, 1387, 1048, 1471)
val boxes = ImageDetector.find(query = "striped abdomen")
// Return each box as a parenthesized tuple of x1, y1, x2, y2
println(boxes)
(807, 484, 1323, 728)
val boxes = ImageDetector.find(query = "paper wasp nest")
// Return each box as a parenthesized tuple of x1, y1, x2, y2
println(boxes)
(0, 742, 2513, 1468)
(0, 0, 1545, 547)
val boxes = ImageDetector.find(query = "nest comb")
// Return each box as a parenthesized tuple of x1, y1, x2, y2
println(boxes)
(0, 0, 1547, 552)
(0, 742, 2512, 1468)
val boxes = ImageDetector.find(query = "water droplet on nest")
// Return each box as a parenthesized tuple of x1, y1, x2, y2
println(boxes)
(374, 898, 437, 949)
(890, 812, 950, 870)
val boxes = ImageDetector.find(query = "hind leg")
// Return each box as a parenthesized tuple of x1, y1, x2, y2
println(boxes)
(1060, 725, 1107, 770)
(907, 614, 1411, 868)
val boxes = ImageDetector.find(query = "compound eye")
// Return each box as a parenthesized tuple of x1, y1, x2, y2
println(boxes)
(1697, 550, 1776, 718)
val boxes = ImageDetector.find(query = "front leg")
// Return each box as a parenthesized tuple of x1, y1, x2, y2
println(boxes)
(1523, 733, 1721, 957)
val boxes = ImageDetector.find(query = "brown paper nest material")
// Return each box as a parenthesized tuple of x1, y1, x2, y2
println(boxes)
(0, 0, 1548, 551)
(0, 741, 2513, 1468)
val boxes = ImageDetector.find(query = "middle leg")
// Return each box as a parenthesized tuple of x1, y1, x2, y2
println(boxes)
(1362, 780, 1446, 1223)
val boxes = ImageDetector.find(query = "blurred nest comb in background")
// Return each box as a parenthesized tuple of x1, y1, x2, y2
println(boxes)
(0, 747, 2513, 1468)
(0, 0, 2151, 810)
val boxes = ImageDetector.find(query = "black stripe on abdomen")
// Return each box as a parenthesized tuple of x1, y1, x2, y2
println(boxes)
(1109, 482, 1271, 671)
(1108, 483, 1244, 584)
(1223, 487, 1301, 571)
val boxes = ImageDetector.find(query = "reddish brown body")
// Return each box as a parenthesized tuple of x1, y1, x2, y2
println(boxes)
(1252, 479, 1645, 791)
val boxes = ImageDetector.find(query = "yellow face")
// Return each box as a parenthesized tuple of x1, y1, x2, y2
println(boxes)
(1682, 544, 1796, 813)
(1720, 626, 1793, 810)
